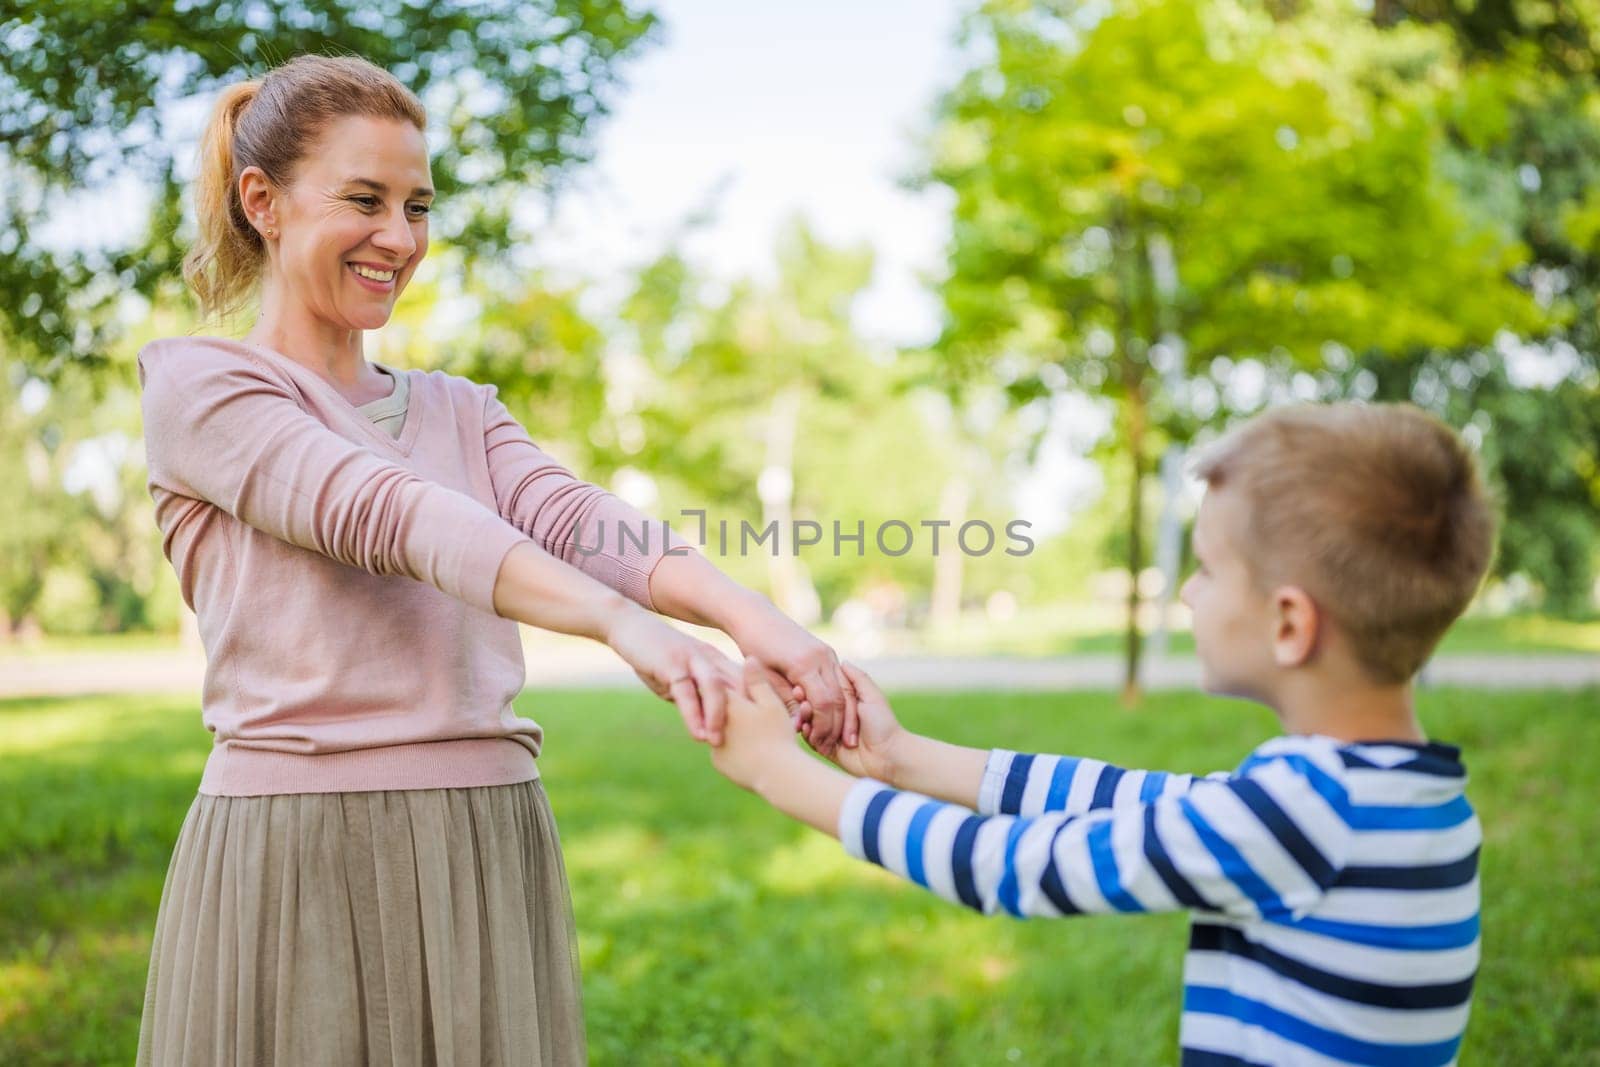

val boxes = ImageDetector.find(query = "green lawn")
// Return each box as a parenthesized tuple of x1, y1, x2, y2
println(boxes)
(914, 606, 1600, 657)
(6, 610, 1598, 663)
(2, 687, 1597, 1064)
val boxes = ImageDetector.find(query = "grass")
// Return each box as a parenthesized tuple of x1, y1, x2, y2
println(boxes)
(914, 604, 1600, 657)
(0, 632, 187, 659)
(1, 687, 1597, 1064)
(5, 609, 1598, 662)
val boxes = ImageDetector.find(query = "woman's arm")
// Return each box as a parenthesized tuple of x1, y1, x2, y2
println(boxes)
(492, 542, 739, 741)
(138, 341, 735, 736)
(140, 341, 527, 615)
(646, 549, 857, 756)
(481, 385, 856, 754)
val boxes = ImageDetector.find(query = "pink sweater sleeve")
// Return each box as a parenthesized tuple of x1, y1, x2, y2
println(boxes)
(481, 386, 688, 610)
(138, 341, 527, 615)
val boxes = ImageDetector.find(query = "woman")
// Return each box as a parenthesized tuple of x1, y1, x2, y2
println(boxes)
(135, 53, 854, 1065)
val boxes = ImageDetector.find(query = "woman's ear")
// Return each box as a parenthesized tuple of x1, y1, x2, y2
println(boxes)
(1270, 584, 1320, 669)
(238, 165, 278, 236)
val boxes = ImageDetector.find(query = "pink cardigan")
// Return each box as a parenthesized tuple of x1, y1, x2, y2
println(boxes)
(138, 336, 682, 796)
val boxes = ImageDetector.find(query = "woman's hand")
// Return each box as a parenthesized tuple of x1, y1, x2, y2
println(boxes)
(730, 607, 857, 758)
(605, 607, 741, 744)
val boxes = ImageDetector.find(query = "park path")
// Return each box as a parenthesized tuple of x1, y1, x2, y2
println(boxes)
(3, 634, 1596, 699)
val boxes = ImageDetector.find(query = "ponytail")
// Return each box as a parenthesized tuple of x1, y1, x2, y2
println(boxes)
(182, 81, 263, 323)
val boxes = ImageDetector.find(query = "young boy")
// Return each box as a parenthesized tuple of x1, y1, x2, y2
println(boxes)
(712, 402, 1494, 1067)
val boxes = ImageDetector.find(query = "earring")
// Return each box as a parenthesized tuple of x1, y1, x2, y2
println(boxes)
(264, 227, 275, 238)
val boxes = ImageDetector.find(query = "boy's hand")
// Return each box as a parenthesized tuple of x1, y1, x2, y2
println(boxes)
(711, 659, 807, 792)
(825, 663, 905, 783)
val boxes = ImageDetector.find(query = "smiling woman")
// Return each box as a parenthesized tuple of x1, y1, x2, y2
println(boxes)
(134, 52, 858, 1066)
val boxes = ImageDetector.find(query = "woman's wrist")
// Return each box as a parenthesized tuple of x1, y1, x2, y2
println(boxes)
(718, 588, 782, 645)
(645, 552, 774, 635)
(597, 594, 648, 647)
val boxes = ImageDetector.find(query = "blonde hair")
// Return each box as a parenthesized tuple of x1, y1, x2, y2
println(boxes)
(183, 54, 426, 321)
(1192, 402, 1497, 684)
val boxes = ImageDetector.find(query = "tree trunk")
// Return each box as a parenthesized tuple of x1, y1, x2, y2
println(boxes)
(1121, 370, 1148, 707)
(759, 388, 820, 625)
(929, 472, 971, 628)
(1111, 200, 1153, 707)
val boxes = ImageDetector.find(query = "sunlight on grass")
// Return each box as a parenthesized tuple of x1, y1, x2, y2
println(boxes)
(0, 702, 115, 754)
(1490, 614, 1600, 653)
(758, 832, 857, 893)
(1568, 956, 1600, 997)
(0, 956, 49, 1027)
(3, 688, 1597, 1063)
(564, 825, 666, 876)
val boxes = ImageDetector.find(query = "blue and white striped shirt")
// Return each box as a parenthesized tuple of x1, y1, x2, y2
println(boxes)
(837, 735, 1479, 1066)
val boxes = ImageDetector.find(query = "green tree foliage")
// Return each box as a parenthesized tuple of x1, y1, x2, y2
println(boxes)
(927, 0, 1544, 694)
(1369, 3, 1600, 613)
(613, 221, 1008, 622)
(440, 267, 616, 473)
(1344, 349, 1600, 616)
(0, 354, 172, 638)
(1377, 0, 1600, 76)
(0, 0, 658, 374)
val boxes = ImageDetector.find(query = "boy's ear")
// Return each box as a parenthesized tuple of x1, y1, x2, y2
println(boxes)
(1269, 584, 1320, 669)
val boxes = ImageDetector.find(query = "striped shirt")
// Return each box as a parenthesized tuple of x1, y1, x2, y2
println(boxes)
(838, 735, 1480, 1066)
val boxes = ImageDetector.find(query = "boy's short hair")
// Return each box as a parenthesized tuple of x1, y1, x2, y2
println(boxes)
(1191, 402, 1497, 684)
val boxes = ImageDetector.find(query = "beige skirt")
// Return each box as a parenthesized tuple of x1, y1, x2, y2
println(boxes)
(136, 779, 585, 1066)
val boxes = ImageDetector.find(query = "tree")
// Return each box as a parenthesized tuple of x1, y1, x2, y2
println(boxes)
(0, 0, 658, 375)
(1338, 349, 1600, 616)
(1359, 4, 1600, 613)
(1375, 0, 1600, 76)
(0, 350, 172, 639)
(609, 220, 1002, 625)
(617, 221, 881, 622)
(925, 0, 1540, 699)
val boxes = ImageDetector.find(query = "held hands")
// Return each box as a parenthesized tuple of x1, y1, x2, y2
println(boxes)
(714, 658, 906, 792)
(730, 608, 858, 758)
(605, 592, 899, 773)
(605, 607, 741, 744)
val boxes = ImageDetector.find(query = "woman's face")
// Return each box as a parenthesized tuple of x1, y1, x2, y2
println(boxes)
(248, 114, 432, 331)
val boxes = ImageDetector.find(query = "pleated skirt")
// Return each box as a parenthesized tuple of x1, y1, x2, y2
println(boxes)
(135, 779, 586, 1066)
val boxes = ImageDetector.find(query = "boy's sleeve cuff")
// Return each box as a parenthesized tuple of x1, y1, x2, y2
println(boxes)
(977, 749, 1018, 815)
(838, 777, 893, 862)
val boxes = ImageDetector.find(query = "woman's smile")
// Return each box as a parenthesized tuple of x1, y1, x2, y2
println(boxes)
(347, 261, 399, 291)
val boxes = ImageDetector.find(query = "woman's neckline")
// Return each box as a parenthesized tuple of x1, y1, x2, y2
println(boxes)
(206, 335, 422, 455)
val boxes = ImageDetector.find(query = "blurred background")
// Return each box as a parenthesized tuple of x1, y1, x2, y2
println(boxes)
(3, 0, 1599, 1061)
(3, 0, 1599, 688)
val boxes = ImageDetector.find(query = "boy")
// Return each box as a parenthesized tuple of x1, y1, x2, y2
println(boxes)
(712, 402, 1494, 1066)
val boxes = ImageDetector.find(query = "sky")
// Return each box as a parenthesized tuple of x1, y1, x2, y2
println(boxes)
(527, 0, 963, 347)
